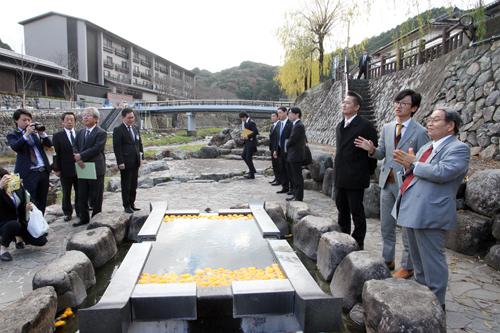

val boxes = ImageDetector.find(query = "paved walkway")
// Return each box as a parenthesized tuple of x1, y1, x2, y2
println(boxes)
(0, 158, 499, 333)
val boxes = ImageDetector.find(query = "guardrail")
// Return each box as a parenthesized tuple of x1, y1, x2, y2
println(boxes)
(135, 100, 294, 108)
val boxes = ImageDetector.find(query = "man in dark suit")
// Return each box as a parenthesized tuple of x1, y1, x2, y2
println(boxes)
(7, 109, 53, 214)
(273, 107, 294, 195)
(72, 107, 107, 227)
(53, 112, 79, 222)
(239, 111, 259, 179)
(286, 107, 306, 202)
(334, 91, 378, 250)
(269, 111, 281, 185)
(393, 108, 470, 309)
(357, 50, 371, 80)
(113, 108, 144, 214)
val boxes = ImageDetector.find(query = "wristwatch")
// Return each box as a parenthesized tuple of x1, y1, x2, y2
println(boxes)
(409, 162, 416, 170)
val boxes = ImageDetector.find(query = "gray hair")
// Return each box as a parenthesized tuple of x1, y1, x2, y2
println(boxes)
(85, 107, 100, 119)
(436, 107, 461, 135)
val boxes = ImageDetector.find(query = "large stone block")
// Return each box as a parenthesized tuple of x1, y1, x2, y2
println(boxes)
(66, 227, 118, 269)
(293, 216, 341, 260)
(32, 250, 96, 311)
(264, 201, 290, 238)
(304, 179, 322, 191)
(139, 161, 169, 175)
(485, 245, 500, 270)
(87, 211, 131, 245)
(363, 183, 380, 219)
(465, 170, 500, 217)
(322, 167, 334, 197)
(330, 251, 391, 312)
(363, 278, 445, 333)
(285, 201, 319, 226)
(127, 209, 150, 242)
(199, 145, 220, 158)
(0, 286, 57, 333)
(445, 211, 493, 255)
(317, 231, 359, 280)
(492, 214, 500, 240)
(308, 151, 333, 181)
(106, 177, 121, 192)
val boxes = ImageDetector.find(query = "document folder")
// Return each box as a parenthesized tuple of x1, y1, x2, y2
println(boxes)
(75, 162, 97, 180)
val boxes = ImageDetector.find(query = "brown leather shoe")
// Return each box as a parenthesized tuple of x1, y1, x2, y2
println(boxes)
(392, 267, 414, 279)
(386, 261, 395, 270)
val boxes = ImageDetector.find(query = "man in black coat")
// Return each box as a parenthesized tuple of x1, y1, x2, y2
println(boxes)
(334, 91, 378, 249)
(113, 108, 144, 213)
(269, 111, 281, 185)
(357, 50, 371, 80)
(239, 111, 259, 179)
(53, 112, 79, 221)
(273, 107, 294, 195)
(72, 107, 107, 227)
(286, 107, 307, 202)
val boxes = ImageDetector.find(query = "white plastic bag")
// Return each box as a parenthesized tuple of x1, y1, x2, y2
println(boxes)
(27, 205, 50, 238)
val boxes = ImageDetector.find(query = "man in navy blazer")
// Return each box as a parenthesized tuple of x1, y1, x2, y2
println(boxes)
(72, 107, 107, 227)
(269, 111, 281, 185)
(53, 112, 79, 222)
(355, 89, 430, 277)
(113, 108, 143, 213)
(239, 111, 259, 179)
(393, 108, 470, 309)
(273, 107, 294, 195)
(7, 109, 53, 214)
(286, 107, 306, 201)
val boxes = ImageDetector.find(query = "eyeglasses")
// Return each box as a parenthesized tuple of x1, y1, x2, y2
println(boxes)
(82, 113, 92, 117)
(426, 117, 445, 124)
(394, 101, 411, 108)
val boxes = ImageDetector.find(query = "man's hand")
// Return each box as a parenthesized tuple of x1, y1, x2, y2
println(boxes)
(55, 171, 61, 177)
(24, 124, 35, 137)
(77, 160, 85, 169)
(0, 175, 10, 190)
(394, 148, 417, 169)
(119, 164, 125, 170)
(74, 153, 81, 162)
(244, 136, 249, 140)
(354, 136, 375, 154)
(273, 151, 277, 159)
(26, 202, 34, 211)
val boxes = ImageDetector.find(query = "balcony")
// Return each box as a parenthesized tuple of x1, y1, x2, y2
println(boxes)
(154, 65, 160, 71)
(115, 64, 130, 74)
(159, 67, 168, 74)
(133, 70, 140, 77)
(103, 45, 113, 53)
(108, 73, 131, 84)
(140, 59, 151, 68)
(140, 72, 152, 81)
(103, 60, 114, 69)
(115, 48, 129, 59)
(133, 57, 139, 63)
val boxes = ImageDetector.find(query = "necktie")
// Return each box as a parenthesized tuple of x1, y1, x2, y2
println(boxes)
(279, 121, 285, 147)
(344, 120, 350, 128)
(395, 124, 403, 147)
(85, 130, 90, 143)
(128, 126, 135, 141)
(400, 144, 434, 195)
(26, 134, 38, 166)
(70, 131, 75, 144)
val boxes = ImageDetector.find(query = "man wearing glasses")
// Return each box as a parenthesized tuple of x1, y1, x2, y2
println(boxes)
(393, 108, 470, 310)
(355, 89, 430, 279)
(72, 108, 107, 227)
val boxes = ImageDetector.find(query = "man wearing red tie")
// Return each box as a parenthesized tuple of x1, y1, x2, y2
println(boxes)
(393, 108, 470, 310)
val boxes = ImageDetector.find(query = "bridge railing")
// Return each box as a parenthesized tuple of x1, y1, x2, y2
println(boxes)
(135, 100, 294, 109)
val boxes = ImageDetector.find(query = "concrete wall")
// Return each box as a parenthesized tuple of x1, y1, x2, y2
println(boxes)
(24, 15, 67, 63)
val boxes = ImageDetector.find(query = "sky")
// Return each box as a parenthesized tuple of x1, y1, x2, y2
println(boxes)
(0, 0, 468, 73)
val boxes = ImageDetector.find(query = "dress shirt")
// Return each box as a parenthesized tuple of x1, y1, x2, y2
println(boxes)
(344, 114, 357, 127)
(20, 127, 46, 168)
(398, 118, 412, 140)
(64, 128, 76, 144)
(124, 122, 135, 140)
(412, 134, 454, 173)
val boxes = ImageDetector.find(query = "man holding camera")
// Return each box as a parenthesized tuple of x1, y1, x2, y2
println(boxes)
(7, 109, 53, 214)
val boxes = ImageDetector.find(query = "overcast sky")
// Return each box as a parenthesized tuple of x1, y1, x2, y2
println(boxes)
(1, 0, 466, 73)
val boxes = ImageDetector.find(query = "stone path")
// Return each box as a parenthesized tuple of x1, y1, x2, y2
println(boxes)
(0, 157, 499, 333)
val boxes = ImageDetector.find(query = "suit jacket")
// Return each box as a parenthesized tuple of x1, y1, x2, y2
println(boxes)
(0, 185, 28, 226)
(72, 126, 107, 176)
(286, 120, 306, 163)
(244, 119, 259, 148)
(113, 123, 143, 168)
(334, 115, 378, 189)
(395, 136, 470, 230)
(358, 55, 371, 69)
(7, 129, 52, 179)
(276, 119, 293, 157)
(371, 119, 430, 188)
(53, 130, 77, 178)
(269, 121, 280, 152)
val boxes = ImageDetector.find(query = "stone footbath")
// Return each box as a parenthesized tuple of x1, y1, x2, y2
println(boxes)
(79, 201, 341, 333)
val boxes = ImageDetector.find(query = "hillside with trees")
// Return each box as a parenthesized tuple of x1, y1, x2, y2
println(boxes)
(192, 61, 287, 101)
(0, 39, 12, 50)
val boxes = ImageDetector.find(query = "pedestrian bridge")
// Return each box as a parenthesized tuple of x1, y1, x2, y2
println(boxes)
(135, 99, 294, 134)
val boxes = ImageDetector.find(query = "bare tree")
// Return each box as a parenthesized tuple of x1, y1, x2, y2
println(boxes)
(15, 49, 37, 107)
(52, 51, 80, 107)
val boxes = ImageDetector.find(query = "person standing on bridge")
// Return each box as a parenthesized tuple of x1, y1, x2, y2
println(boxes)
(239, 111, 259, 179)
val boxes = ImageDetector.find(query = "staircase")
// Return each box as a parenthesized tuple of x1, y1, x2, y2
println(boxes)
(100, 108, 122, 131)
(348, 79, 377, 131)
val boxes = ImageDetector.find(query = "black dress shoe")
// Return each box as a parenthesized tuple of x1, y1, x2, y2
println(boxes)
(124, 207, 134, 213)
(269, 179, 277, 183)
(1, 252, 12, 261)
(287, 191, 294, 195)
(286, 196, 296, 201)
(244, 174, 255, 179)
(276, 189, 289, 194)
(271, 182, 281, 186)
(293, 198, 303, 201)
(131, 206, 141, 211)
(73, 220, 89, 227)
(63, 215, 72, 222)
(15, 242, 25, 249)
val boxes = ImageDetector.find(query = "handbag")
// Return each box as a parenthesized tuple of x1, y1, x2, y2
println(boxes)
(302, 136, 313, 166)
(27, 205, 50, 238)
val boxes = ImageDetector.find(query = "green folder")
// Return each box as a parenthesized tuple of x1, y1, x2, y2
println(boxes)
(25, 190, 31, 221)
(75, 162, 97, 180)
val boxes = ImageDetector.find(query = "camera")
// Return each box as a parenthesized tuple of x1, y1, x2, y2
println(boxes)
(33, 122, 45, 132)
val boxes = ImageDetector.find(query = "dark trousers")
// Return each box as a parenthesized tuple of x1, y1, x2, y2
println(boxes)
(60, 175, 79, 217)
(357, 67, 367, 80)
(242, 145, 257, 174)
(120, 166, 139, 208)
(335, 187, 366, 248)
(0, 220, 47, 247)
(23, 169, 50, 214)
(78, 175, 104, 223)
(271, 154, 280, 182)
(289, 161, 304, 201)
(277, 154, 293, 191)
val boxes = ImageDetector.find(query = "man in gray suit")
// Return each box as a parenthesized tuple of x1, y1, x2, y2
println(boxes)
(355, 89, 430, 278)
(393, 108, 470, 309)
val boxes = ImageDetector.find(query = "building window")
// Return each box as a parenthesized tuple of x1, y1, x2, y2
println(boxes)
(155, 73, 159, 78)
(134, 51, 139, 58)
(122, 61, 128, 68)
(122, 46, 127, 53)
(119, 74, 124, 80)
(145, 69, 150, 76)
(154, 84, 158, 89)
(105, 39, 112, 47)
(107, 56, 113, 63)
(133, 78, 137, 84)
(104, 70, 110, 77)
(143, 81, 148, 86)
(134, 66, 139, 72)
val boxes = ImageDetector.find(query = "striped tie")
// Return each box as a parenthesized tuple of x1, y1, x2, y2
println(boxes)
(395, 124, 403, 147)
(400, 144, 434, 195)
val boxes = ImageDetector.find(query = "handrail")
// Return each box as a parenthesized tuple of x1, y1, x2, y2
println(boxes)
(135, 100, 294, 108)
